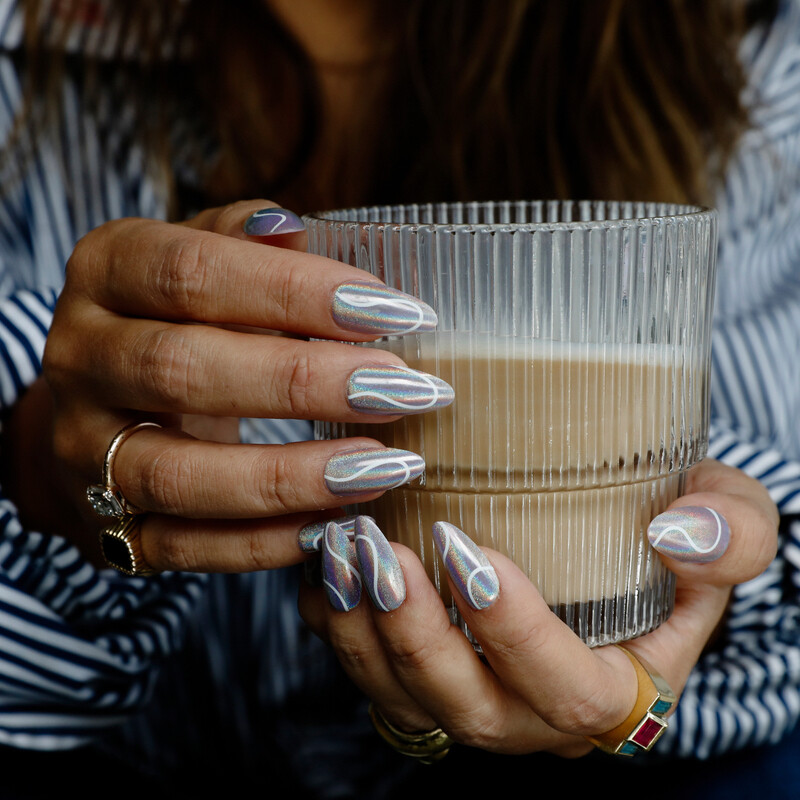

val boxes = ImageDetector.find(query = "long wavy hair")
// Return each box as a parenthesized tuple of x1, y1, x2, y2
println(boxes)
(18, 0, 775, 214)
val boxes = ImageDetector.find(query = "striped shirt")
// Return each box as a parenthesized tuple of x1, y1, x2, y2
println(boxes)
(0, 0, 797, 786)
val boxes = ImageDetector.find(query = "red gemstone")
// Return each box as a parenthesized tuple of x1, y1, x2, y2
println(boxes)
(632, 716, 665, 749)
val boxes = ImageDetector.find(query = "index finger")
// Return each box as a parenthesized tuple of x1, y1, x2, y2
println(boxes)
(69, 207, 436, 341)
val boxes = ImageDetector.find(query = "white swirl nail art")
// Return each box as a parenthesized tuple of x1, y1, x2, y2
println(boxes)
(432, 521, 499, 610)
(322, 522, 362, 611)
(332, 283, 437, 335)
(298, 515, 361, 552)
(324, 449, 425, 495)
(354, 517, 406, 612)
(347, 365, 454, 414)
(647, 506, 730, 563)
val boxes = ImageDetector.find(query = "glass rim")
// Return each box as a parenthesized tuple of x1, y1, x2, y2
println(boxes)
(303, 199, 716, 232)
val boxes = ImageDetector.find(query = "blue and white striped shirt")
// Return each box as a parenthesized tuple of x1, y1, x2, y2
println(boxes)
(0, 0, 798, 782)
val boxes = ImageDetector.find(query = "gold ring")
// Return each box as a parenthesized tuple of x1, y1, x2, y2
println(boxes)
(100, 513, 156, 576)
(368, 703, 453, 764)
(584, 645, 677, 756)
(86, 421, 162, 517)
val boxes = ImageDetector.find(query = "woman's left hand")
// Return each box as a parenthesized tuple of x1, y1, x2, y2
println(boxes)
(298, 458, 778, 756)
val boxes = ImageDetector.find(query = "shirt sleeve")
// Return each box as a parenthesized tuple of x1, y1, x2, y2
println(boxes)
(656, 0, 800, 758)
(657, 422, 800, 758)
(0, 290, 208, 751)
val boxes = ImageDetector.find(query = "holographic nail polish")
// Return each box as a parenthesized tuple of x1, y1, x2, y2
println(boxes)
(647, 506, 730, 563)
(432, 521, 499, 610)
(324, 448, 425, 496)
(354, 517, 406, 612)
(332, 282, 437, 335)
(298, 515, 361, 553)
(322, 522, 362, 611)
(346, 365, 455, 415)
(243, 207, 305, 236)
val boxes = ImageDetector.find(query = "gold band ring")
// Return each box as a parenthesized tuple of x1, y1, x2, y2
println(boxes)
(86, 421, 162, 517)
(100, 513, 157, 576)
(585, 645, 677, 756)
(369, 703, 453, 764)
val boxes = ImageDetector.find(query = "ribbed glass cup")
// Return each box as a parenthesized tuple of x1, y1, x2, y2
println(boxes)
(308, 201, 718, 647)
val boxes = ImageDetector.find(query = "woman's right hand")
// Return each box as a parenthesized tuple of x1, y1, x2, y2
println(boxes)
(24, 200, 450, 570)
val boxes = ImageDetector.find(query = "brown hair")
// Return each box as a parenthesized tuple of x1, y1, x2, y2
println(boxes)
(17, 0, 774, 214)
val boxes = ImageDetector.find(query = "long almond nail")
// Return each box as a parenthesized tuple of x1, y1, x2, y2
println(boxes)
(647, 506, 730, 563)
(322, 522, 362, 611)
(324, 448, 425, 496)
(243, 207, 305, 236)
(347, 365, 454, 415)
(298, 515, 361, 552)
(332, 282, 437, 335)
(432, 521, 499, 610)
(354, 517, 406, 612)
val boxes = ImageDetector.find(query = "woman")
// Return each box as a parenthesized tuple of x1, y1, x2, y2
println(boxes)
(0, 0, 797, 795)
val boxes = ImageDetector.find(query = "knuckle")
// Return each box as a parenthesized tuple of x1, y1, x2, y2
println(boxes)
(381, 632, 442, 676)
(445, 703, 506, 750)
(65, 218, 142, 289)
(260, 251, 298, 327)
(151, 524, 193, 572)
(139, 327, 196, 407)
(254, 447, 302, 513)
(42, 325, 81, 388)
(545, 685, 614, 736)
(134, 445, 193, 515)
(269, 345, 317, 418)
(327, 625, 383, 673)
(153, 234, 214, 317)
(488, 616, 549, 664)
(64, 225, 109, 286)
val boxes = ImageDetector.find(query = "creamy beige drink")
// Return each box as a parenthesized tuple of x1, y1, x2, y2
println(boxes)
(340, 334, 698, 643)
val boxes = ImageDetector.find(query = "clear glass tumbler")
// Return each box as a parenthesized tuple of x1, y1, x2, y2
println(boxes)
(308, 201, 718, 647)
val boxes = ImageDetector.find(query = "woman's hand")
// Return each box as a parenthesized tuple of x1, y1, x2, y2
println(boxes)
(298, 458, 778, 756)
(8, 200, 453, 569)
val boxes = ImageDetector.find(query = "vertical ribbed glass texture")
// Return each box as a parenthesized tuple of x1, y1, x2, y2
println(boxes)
(308, 201, 718, 647)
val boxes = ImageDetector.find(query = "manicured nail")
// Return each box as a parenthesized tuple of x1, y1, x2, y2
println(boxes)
(322, 522, 362, 611)
(324, 448, 425, 496)
(354, 517, 406, 612)
(332, 282, 437, 335)
(299, 515, 361, 552)
(347, 365, 454, 415)
(647, 506, 730, 563)
(243, 207, 305, 236)
(432, 521, 499, 610)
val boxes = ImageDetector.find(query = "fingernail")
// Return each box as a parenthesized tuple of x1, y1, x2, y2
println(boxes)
(354, 517, 406, 612)
(299, 515, 361, 552)
(332, 282, 437, 335)
(324, 448, 425, 496)
(243, 207, 305, 236)
(322, 522, 362, 611)
(647, 506, 731, 563)
(347, 365, 454, 415)
(432, 521, 499, 610)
